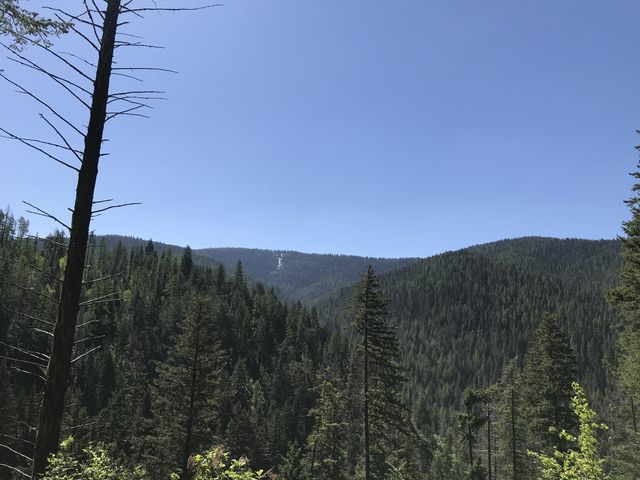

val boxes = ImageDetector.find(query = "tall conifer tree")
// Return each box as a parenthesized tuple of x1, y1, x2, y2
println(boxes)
(151, 295, 225, 479)
(351, 266, 411, 479)
(523, 313, 577, 452)
(610, 145, 640, 412)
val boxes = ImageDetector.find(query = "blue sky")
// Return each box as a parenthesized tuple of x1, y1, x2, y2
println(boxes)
(1, 0, 639, 257)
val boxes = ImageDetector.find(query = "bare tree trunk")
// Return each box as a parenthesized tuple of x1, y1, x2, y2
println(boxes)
(31, 1, 121, 477)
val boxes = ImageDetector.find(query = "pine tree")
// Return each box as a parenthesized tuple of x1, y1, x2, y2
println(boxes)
(307, 370, 349, 480)
(457, 388, 487, 470)
(351, 266, 411, 480)
(610, 142, 640, 427)
(494, 359, 531, 480)
(523, 313, 578, 452)
(151, 295, 225, 479)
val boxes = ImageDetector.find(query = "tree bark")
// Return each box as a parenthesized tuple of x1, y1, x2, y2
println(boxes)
(31, 1, 121, 477)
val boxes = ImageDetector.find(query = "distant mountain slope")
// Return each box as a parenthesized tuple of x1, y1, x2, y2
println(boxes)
(318, 237, 620, 428)
(195, 247, 417, 303)
(97, 235, 417, 303)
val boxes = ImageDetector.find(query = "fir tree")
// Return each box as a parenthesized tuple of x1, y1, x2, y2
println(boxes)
(307, 370, 349, 480)
(523, 313, 578, 452)
(151, 296, 225, 479)
(494, 359, 530, 480)
(610, 142, 640, 430)
(351, 266, 411, 480)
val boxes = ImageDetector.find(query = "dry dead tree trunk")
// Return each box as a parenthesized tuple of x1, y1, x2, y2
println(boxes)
(31, 1, 122, 477)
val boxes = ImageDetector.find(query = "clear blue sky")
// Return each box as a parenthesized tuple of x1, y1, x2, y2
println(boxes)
(1, 0, 639, 257)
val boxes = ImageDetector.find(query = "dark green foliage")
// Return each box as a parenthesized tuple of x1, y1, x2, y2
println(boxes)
(457, 388, 488, 466)
(1, 209, 634, 479)
(351, 266, 415, 479)
(306, 370, 350, 480)
(523, 314, 578, 452)
(607, 145, 640, 479)
(427, 440, 465, 480)
(493, 359, 531, 480)
(150, 296, 225, 479)
(101, 235, 417, 304)
(319, 237, 619, 433)
(0, 211, 328, 477)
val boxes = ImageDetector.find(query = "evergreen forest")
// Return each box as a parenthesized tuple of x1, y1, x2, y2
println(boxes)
(0, 1, 638, 479)
(1, 210, 639, 479)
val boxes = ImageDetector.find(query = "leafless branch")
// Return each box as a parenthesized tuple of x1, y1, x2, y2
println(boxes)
(40, 115, 83, 163)
(91, 202, 142, 214)
(71, 346, 102, 364)
(10, 281, 60, 305)
(0, 257, 62, 283)
(121, 5, 221, 14)
(0, 444, 33, 463)
(2, 307, 55, 327)
(79, 291, 121, 306)
(25, 235, 67, 249)
(106, 105, 149, 121)
(0, 128, 80, 172)
(0, 73, 85, 137)
(0, 434, 35, 447)
(0, 133, 81, 156)
(0, 341, 49, 363)
(111, 71, 143, 81)
(0, 355, 46, 369)
(3, 45, 92, 108)
(114, 40, 164, 49)
(76, 319, 101, 329)
(74, 335, 105, 346)
(59, 51, 98, 70)
(83, 271, 123, 286)
(0, 463, 29, 478)
(11, 366, 47, 382)
(32, 328, 53, 337)
(23, 201, 71, 231)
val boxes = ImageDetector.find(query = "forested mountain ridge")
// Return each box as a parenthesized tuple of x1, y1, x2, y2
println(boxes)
(100, 235, 417, 303)
(0, 211, 629, 479)
(318, 236, 620, 429)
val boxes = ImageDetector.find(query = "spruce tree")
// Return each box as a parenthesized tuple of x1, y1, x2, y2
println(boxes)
(151, 295, 225, 479)
(523, 313, 577, 452)
(494, 359, 530, 480)
(457, 388, 488, 470)
(307, 370, 349, 480)
(351, 266, 411, 480)
(610, 146, 640, 416)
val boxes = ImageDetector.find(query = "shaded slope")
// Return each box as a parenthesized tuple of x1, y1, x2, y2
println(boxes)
(318, 237, 620, 429)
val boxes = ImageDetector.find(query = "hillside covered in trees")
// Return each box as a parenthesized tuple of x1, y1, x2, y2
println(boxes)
(100, 235, 417, 304)
(318, 237, 621, 427)
(1, 0, 637, 478)
(1, 210, 636, 479)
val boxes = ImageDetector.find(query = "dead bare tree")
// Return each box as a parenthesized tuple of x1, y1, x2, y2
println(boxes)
(0, 1, 217, 478)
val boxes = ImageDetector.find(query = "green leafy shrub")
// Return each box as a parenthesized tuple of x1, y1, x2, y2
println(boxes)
(42, 436, 146, 480)
(528, 382, 608, 480)
(170, 445, 269, 480)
